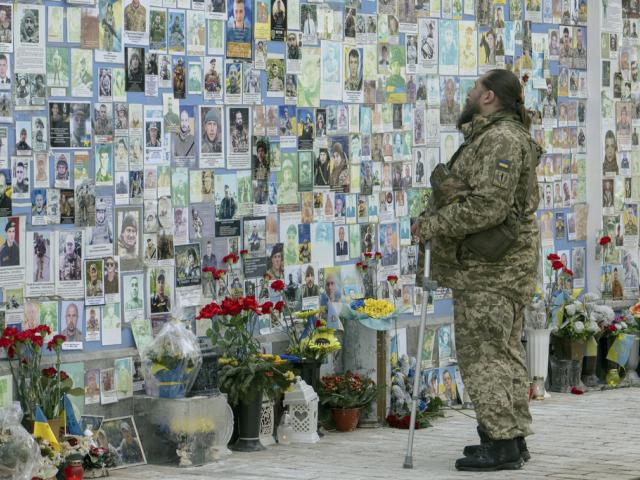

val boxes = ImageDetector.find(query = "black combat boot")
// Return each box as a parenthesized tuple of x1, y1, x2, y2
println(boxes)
(464, 428, 531, 463)
(462, 426, 490, 457)
(455, 438, 524, 472)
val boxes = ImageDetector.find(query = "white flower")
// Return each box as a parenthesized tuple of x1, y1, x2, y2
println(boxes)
(587, 321, 600, 333)
(620, 322, 628, 330)
(584, 292, 600, 302)
(575, 302, 586, 313)
(573, 321, 585, 333)
(565, 304, 576, 316)
(616, 323, 624, 331)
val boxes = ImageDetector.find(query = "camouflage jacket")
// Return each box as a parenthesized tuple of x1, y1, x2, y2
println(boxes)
(419, 111, 542, 304)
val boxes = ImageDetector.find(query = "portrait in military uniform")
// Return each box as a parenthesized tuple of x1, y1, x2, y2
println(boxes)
(116, 207, 142, 266)
(148, 266, 174, 315)
(125, 47, 145, 93)
(60, 300, 84, 343)
(58, 231, 82, 282)
(0, 218, 21, 268)
(28, 231, 52, 283)
(227, 107, 250, 155)
(124, 0, 147, 34)
(199, 106, 223, 156)
(84, 259, 104, 301)
(149, 9, 166, 51)
(172, 105, 196, 162)
(123, 273, 144, 312)
(175, 244, 201, 288)
(93, 103, 114, 138)
(0, 6, 12, 48)
(344, 47, 363, 92)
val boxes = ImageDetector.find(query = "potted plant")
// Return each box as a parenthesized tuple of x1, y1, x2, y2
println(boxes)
(318, 371, 378, 432)
(197, 254, 294, 452)
(0, 327, 83, 431)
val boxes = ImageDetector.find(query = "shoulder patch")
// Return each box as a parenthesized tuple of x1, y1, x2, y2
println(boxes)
(493, 159, 512, 189)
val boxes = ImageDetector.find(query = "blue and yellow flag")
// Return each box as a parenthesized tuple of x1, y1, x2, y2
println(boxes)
(606, 333, 635, 367)
(34, 405, 61, 452)
(62, 394, 83, 436)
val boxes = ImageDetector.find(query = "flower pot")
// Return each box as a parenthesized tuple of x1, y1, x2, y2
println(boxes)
(332, 408, 361, 432)
(230, 394, 266, 452)
(581, 355, 600, 387)
(551, 335, 585, 362)
(300, 360, 322, 395)
(525, 328, 551, 381)
(626, 334, 640, 385)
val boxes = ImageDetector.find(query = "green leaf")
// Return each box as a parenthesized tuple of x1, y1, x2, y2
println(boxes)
(68, 387, 85, 396)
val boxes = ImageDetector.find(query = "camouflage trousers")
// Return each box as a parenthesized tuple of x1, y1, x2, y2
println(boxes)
(453, 290, 532, 440)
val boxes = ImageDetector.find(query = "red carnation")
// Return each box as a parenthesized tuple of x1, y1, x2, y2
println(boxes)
(202, 266, 216, 273)
(240, 249, 248, 256)
(35, 325, 52, 336)
(374, 251, 382, 260)
(240, 296, 259, 312)
(274, 301, 285, 312)
(0, 337, 13, 349)
(261, 301, 274, 315)
(599, 236, 612, 246)
(607, 325, 617, 332)
(263, 272, 272, 281)
(59, 371, 69, 381)
(562, 267, 574, 277)
(547, 253, 560, 261)
(42, 367, 57, 378)
(223, 252, 239, 264)
(47, 334, 66, 351)
(356, 261, 364, 270)
(387, 275, 398, 285)
(363, 252, 372, 258)
(221, 297, 242, 316)
(271, 279, 285, 291)
(213, 269, 227, 280)
(2, 326, 18, 338)
(551, 260, 564, 270)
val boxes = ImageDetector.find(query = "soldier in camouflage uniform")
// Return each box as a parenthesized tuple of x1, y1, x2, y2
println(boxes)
(60, 233, 82, 281)
(413, 69, 542, 472)
(124, 0, 147, 32)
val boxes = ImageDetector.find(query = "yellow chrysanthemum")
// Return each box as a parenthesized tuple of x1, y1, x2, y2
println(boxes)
(284, 370, 295, 381)
(357, 298, 395, 318)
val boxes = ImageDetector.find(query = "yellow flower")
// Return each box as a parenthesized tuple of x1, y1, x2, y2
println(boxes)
(357, 298, 395, 318)
(284, 370, 295, 381)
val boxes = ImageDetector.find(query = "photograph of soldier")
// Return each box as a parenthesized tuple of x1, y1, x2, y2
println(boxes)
(176, 244, 201, 287)
(172, 106, 195, 160)
(124, 0, 147, 33)
(69, 103, 90, 148)
(95, 145, 113, 184)
(226, 0, 252, 59)
(252, 138, 270, 181)
(124, 274, 144, 310)
(344, 48, 363, 91)
(85, 260, 104, 299)
(200, 106, 223, 153)
(117, 209, 140, 261)
(32, 232, 51, 282)
(172, 57, 186, 98)
(267, 60, 284, 93)
(0, 218, 19, 267)
(60, 189, 75, 224)
(218, 184, 237, 219)
(104, 256, 119, 295)
(0, 54, 10, 87)
(99, 68, 112, 98)
(145, 121, 161, 147)
(61, 301, 83, 342)
(75, 180, 95, 227)
(19, 8, 38, 43)
(59, 232, 82, 281)
(229, 107, 249, 154)
(94, 103, 114, 137)
(125, 47, 144, 92)
(0, 7, 11, 47)
(204, 58, 222, 94)
(329, 138, 350, 192)
(149, 268, 172, 313)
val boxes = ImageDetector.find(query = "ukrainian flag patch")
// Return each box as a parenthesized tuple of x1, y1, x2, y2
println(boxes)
(493, 159, 512, 189)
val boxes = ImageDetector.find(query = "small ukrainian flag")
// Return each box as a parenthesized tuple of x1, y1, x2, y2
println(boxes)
(34, 405, 61, 452)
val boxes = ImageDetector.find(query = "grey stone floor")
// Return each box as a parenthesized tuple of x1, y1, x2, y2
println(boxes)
(110, 388, 640, 479)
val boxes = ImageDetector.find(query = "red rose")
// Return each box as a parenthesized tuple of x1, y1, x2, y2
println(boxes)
(261, 301, 274, 315)
(599, 236, 612, 246)
(274, 301, 285, 312)
(42, 367, 57, 378)
(546, 253, 560, 261)
(271, 279, 285, 291)
(563, 267, 574, 277)
(551, 260, 564, 270)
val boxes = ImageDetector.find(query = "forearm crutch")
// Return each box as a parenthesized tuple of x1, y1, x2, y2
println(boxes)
(403, 241, 436, 469)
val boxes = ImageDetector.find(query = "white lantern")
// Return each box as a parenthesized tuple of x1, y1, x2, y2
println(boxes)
(277, 413, 293, 445)
(259, 395, 275, 446)
(282, 377, 319, 444)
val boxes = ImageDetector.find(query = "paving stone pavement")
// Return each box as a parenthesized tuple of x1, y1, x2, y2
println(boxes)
(110, 388, 640, 480)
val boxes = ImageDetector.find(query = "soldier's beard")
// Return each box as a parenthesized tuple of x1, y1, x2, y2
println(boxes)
(456, 99, 480, 130)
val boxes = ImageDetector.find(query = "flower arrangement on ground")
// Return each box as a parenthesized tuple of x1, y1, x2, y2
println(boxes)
(141, 321, 202, 398)
(197, 293, 294, 406)
(553, 293, 603, 341)
(319, 371, 380, 432)
(527, 253, 575, 329)
(0, 326, 83, 422)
